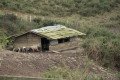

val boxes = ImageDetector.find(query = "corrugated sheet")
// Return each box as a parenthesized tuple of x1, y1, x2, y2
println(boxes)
(31, 25, 66, 32)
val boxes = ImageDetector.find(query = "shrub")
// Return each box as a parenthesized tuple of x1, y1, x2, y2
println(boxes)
(81, 25, 120, 69)
(116, 73, 120, 79)
(0, 3, 3, 8)
(40, 11, 49, 16)
(0, 14, 17, 21)
(23, 7, 33, 13)
(8, 3, 18, 10)
(1, 0, 120, 17)
(33, 17, 68, 28)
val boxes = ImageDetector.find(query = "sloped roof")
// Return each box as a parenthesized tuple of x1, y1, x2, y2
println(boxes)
(7, 25, 86, 40)
(30, 25, 86, 39)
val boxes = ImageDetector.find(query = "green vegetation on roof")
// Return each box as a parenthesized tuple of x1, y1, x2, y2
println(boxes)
(35, 27, 86, 39)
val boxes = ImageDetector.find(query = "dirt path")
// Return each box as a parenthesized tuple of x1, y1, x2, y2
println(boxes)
(0, 48, 118, 80)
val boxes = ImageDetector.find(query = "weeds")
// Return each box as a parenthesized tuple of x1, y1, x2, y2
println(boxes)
(44, 58, 105, 80)
(116, 73, 120, 79)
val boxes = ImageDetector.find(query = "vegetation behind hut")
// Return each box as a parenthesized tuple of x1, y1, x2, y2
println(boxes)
(0, 0, 120, 17)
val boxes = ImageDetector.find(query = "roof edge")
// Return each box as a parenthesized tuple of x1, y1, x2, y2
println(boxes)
(6, 31, 53, 40)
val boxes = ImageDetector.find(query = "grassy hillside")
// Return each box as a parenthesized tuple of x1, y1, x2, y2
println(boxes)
(0, 0, 120, 79)
(0, 0, 120, 17)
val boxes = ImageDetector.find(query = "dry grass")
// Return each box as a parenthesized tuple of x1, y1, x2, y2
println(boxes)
(44, 56, 118, 80)
(0, 5, 120, 28)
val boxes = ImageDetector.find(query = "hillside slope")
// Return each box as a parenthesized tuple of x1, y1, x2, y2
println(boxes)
(0, 0, 120, 79)
(0, 48, 118, 80)
(0, 0, 120, 17)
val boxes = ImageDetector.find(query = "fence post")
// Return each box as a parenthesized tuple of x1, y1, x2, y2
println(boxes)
(34, 16, 36, 19)
(16, 13, 17, 16)
(0, 58, 2, 67)
(26, 15, 28, 22)
(21, 15, 22, 21)
(30, 15, 31, 22)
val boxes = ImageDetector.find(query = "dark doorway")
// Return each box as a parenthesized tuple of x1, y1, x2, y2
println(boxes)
(41, 38, 49, 51)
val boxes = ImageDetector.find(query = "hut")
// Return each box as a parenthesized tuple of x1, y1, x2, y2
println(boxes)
(7, 25, 86, 52)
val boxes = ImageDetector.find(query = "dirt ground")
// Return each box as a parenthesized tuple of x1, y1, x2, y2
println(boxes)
(0, 48, 118, 80)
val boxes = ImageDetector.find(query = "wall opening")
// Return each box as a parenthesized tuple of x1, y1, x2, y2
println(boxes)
(64, 38, 70, 42)
(58, 39, 64, 43)
(41, 38, 49, 51)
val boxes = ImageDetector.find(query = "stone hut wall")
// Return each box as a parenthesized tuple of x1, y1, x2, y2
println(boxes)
(14, 33, 41, 49)
(49, 38, 80, 51)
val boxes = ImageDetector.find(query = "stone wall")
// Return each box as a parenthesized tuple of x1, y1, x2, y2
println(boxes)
(14, 33, 41, 48)
(49, 38, 80, 51)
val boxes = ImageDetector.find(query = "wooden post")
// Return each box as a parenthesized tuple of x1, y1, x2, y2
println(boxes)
(30, 15, 31, 22)
(0, 58, 2, 67)
(16, 13, 17, 16)
(34, 16, 36, 19)
(21, 15, 22, 21)
(26, 15, 28, 22)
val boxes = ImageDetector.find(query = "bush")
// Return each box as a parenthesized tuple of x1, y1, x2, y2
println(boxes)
(0, 14, 38, 35)
(1, 0, 120, 17)
(81, 26, 120, 69)
(33, 17, 68, 28)
(0, 14, 17, 21)
(23, 7, 33, 13)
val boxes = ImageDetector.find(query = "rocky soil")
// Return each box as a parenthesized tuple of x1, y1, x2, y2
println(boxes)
(0, 48, 118, 80)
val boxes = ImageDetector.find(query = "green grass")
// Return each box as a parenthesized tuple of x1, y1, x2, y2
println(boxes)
(44, 57, 107, 80)
(116, 73, 120, 79)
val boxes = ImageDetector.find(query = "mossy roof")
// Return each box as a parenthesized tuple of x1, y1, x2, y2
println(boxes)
(31, 25, 86, 39)
(7, 25, 86, 40)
